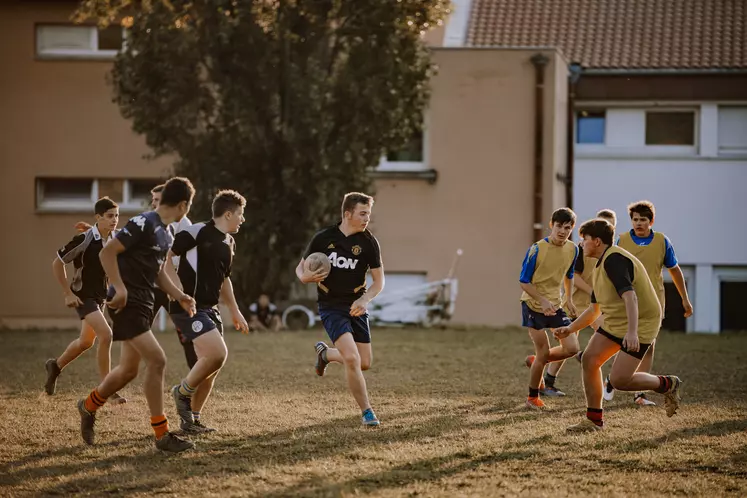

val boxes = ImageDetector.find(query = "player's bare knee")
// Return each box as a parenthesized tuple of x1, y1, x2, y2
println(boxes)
(341, 352, 361, 369)
(609, 372, 631, 390)
(360, 359, 371, 371)
(564, 342, 580, 356)
(582, 352, 601, 370)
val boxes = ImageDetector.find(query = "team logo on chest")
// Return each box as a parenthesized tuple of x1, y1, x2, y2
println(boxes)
(351, 245, 362, 256)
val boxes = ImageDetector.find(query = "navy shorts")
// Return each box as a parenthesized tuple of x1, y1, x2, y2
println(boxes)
(319, 305, 371, 344)
(596, 328, 652, 360)
(170, 308, 223, 342)
(521, 302, 571, 330)
(75, 298, 105, 320)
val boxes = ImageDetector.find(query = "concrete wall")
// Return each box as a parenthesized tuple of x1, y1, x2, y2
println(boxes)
(373, 48, 568, 326)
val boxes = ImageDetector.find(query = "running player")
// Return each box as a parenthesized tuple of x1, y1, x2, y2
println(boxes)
(520, 208, 580, 409)
(169, 190, 249, 434)
(555, 218, 682, 431)
(606, 200, 693, 405)
(298, 192, 385, 427)
(76, 177, 197, 453)
(45, 197, 124, 403)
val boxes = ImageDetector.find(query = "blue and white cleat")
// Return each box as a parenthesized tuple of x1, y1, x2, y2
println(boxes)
(362, 409, 380, 427)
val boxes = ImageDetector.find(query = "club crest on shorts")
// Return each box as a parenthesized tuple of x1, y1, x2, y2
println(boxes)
(192, 321, 203, 333)
(351, 245, 362, 256)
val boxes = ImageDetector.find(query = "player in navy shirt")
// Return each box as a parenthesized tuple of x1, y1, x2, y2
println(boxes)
(167, 190, 249, 434)
(296, 192, 385, 427)
(76, 177, 197, 454)
(45, 197, 124, 404)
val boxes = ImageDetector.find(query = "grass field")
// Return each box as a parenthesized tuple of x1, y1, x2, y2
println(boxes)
(1, 327, 746, 497)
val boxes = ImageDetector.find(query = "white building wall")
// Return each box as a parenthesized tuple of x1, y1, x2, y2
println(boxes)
(574, 103, 747, 333)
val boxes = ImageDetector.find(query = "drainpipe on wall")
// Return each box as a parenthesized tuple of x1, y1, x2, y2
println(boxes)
(565, 63, 583, 211)
(530, 53, 549, 242)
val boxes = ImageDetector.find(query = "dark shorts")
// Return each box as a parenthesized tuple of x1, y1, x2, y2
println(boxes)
(170, 308, 223, 342)
(75, 298, 105, 320)
(152, 288, 170, 316)
(110, 301, 154, 341)
(521, 302, 571, 330)
(107, 286, 155, 341)
(319, 305, 371, 344)
(596, 328, 652, 360)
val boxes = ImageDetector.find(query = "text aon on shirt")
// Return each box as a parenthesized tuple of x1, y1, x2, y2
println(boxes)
(328, 252, 359, 270)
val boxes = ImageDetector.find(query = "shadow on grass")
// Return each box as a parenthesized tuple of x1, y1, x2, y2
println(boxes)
(0, 409, 466, 494)
(255, 448, 538, 498)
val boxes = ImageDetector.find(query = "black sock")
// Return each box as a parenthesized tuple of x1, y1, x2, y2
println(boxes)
(586, 407, 604, 427)
(605, 378, 615, 392)
(544, 373, 556, 388)
(529, 387, 540, 398)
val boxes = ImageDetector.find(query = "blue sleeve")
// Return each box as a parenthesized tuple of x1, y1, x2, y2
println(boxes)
(566, 244, 579, 279)
(519, 245, 538, 284)
(663, 236, 678, 268)
(614, 235, 620, 246)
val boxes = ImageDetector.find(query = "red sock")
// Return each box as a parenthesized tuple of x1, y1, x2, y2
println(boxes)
(655, 375, 672, 394)
(84, 389, 106, 412)
(586, 408, 604, 427)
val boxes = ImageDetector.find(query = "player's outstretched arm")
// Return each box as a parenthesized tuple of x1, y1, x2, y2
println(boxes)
(554, 303, 601, 339)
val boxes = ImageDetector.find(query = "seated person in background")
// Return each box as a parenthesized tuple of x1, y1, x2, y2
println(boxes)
(248, 294, 282, 332)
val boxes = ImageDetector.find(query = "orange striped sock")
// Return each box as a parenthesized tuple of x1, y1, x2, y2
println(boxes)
(151, 414, 169, 440)
(84, 389, 107, 412)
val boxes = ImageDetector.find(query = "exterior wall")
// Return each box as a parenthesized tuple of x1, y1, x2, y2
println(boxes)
(373, 48, 567, 326)
(573, 102, 747, 332)
(0, 2, 172, 328)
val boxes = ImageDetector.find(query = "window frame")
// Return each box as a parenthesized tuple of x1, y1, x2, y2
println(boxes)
(36, 178, 99, 213)
(35, 23, 125, 61)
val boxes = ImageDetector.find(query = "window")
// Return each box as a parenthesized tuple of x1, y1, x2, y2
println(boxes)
(37, 178, 97, 211)
(378, 129, 426, 171)
(36, 25, 124, 59)
(718, 106, 747, 155)
(122, 179, 160, 210)
(645, 111, 695, 145)
(576, 110, 605, 144)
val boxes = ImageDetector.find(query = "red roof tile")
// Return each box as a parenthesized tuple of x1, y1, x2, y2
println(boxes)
(467, 0, 747, 69)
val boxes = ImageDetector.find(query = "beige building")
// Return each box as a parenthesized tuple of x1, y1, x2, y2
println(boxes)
(13, 1, 743, 330)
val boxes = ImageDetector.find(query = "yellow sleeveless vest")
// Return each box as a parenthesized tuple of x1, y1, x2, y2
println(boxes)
(592, 246, 662, 343)
(521, 238, 577, 312)
(617, 230, 666, 312)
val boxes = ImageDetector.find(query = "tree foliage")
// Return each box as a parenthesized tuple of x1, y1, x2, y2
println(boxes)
(76, 0, 449, 307)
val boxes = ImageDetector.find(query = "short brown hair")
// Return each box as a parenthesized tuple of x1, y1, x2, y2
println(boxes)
(579, 218, 615, 246)
(160, 177, 195, 207)
(596, 208, 617, 226)
(212, 189, 247, 218)
(341, 192, 373, 217)
(94, 197, 118, 215)
(151, 184, 165, 194)
(628, 200, 655, 221)
(551, 207, 576, 226)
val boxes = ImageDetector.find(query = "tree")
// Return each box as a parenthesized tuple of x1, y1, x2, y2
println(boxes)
(76, 0, 449, 308)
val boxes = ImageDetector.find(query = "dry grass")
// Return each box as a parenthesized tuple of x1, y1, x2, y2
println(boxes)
(0, 326, 746, 497)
